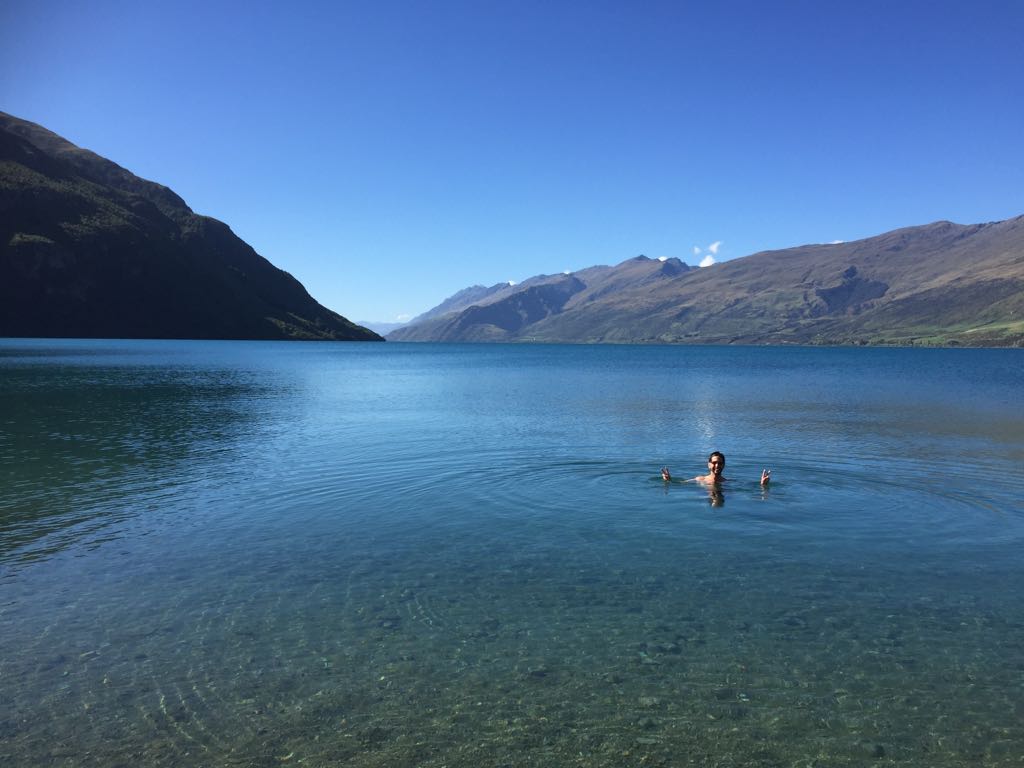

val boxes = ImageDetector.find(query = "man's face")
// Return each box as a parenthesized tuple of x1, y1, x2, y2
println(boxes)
(708, 455, 724, 476)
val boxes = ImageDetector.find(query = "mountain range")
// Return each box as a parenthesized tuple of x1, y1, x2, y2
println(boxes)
(0, 112, 380, 341)
(390, 216, 1024, 346)
(5, 111, 1021, 347)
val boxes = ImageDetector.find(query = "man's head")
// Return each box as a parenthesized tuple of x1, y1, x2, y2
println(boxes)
(707, 451, 725, 476)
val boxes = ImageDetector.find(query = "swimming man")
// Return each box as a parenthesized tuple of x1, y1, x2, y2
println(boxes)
(661, 451, 770, 486)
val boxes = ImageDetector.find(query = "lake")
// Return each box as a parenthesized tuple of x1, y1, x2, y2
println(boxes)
(2, 340, 1023, 767)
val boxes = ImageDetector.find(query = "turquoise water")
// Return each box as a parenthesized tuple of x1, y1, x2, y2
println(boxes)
(2, 340, 1023, 766)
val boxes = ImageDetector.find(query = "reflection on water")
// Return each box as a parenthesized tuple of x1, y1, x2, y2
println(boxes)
(0, 355, 275, 564)
(2, 340, 1024, 766)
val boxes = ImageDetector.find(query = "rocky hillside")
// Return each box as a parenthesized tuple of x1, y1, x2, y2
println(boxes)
(391, 218, 1024, 346)
(0, 112, 381, 341)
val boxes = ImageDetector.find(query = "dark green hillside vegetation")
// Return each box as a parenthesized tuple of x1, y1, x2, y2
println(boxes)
(391, 218, 1024, 347)
(0, 112, 380, 340)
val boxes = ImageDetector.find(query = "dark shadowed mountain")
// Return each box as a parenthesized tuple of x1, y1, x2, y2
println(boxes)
(0, 112, 381, 341)
(390, 220, 1024, 346)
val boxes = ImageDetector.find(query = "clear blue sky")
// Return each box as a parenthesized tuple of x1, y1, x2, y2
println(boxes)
(3, 1, 1023, 323)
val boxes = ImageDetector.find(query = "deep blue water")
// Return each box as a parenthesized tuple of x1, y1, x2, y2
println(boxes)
(2, 340, 1023, 766)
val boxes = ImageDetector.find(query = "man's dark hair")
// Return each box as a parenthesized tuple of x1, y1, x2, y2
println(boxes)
(708, 451, 726, 465)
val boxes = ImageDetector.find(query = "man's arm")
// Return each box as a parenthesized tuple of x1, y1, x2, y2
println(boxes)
(760, 468, 771, 486)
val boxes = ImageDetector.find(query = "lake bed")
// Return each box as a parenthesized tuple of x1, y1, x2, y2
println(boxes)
(2, 340, 1023, 766)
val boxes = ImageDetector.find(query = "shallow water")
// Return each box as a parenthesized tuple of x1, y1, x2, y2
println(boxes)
(2, 340, 1023, 766)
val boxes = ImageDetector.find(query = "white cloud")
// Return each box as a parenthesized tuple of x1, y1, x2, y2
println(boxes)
(508, 280, 517, 286)
(830, 240, 845, 245)
(657, 256, 668, 262)
(563, 270, 570, 274)
(693, 240, 723, 267)
(395, 313, 411, 322)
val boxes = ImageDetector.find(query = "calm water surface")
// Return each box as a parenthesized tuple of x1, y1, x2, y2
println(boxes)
(2, 340, 1023, 767)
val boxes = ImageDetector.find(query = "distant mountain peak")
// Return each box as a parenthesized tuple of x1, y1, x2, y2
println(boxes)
(390, 216, 1024, 346)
